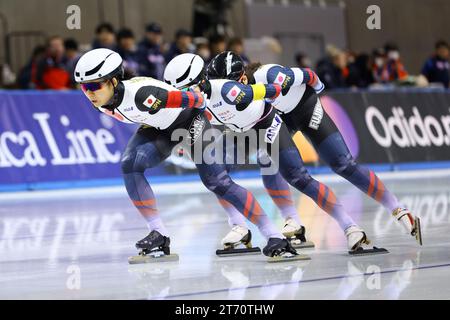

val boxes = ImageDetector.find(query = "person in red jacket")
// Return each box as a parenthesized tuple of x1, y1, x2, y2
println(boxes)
(33, 36, 71, 90)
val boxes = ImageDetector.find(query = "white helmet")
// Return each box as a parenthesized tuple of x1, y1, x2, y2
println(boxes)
(74, 48, 123, 83)
(164, 53, 205, 89)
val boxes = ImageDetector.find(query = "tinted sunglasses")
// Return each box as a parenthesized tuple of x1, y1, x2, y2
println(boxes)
(80, 81, 105, 92)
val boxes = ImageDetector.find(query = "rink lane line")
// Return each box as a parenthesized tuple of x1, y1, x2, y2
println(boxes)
(1, 168, 450, 202)
(154, 262, 450, 300)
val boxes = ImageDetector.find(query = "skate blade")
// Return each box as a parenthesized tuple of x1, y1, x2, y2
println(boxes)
(290, 239, 315, 249)
(216, 247, 261, 257)
(128, 253, 179, 264)
(414, 217, 423, 246)
(267, 253, 311, 263)
(348, 247, 389, 256)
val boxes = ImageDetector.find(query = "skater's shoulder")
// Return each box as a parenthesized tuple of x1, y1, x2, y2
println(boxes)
(123, 77, 176, 90)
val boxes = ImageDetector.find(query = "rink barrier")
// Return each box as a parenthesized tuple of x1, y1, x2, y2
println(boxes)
(0, 89, 449, 191)
(1, 160, 450, 192)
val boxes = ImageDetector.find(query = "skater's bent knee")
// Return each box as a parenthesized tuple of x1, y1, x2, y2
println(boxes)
(279, 165, 312, 190)
(330, 154, 357, 176)
(200, 172, 233, 196)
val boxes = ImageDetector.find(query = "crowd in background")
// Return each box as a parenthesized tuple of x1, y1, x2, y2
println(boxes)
(2, 21, 449, 90)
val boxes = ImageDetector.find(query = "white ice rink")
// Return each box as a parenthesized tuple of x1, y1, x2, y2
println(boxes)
(1, 169, 450, 300)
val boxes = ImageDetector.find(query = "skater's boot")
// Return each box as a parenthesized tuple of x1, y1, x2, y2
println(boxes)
(263, 238, 310, 263)
(128, 230, 179, 264)
(216, 226, 261, 256)
(345, 225, 369, 251)
(345, 225, 388, 256)
(222, 225, 252, 249)
(392, 208, 422, 245)
(136, 230, 171, 256)
(282, 218, 315, 249)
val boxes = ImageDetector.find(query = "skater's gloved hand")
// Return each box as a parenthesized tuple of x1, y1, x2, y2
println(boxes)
(304, 68, 325, 94)
(192, 90, 208, 112)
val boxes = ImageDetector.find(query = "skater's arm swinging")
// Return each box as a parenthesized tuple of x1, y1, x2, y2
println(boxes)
(221, 81, 282, 106)
(138, 85, 206, 113)
(266, 65, 325, 94)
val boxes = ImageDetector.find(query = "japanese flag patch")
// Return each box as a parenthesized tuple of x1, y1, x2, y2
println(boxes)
(226, 85, 242, 102)
(143, 94, 158, 109)
(274, 72, 287, 85)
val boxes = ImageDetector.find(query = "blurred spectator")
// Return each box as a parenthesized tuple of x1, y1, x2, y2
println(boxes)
(195, 41, 211, 61)
(295, 52, 312, 68)
(138, 22, 165, 79)
(421, 40, 449, 88)
(92, 23, 117, 50)
(227, 37, 250, 65)
(165, 29, 194, 63)
(16, 45, 46, 89)
(33, 36, 71, 90)
(117, 28, 140, 78)
(209, 34, 227, 60)
(316, 46, 348, 89)
(372, 47, 388, 83)
(347, 53, 375, 88)
(0, 63, 16, 88)
(64, 38, 81, 87)
(383, 42, 409, 82)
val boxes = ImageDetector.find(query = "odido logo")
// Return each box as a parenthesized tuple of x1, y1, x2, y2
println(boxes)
(365, 106, 450, 148)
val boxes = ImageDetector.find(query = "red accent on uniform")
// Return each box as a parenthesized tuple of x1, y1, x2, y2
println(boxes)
(194, 93, 204, 108)
(367, 171, 375, 198)
(243, 192, 252, 218)
(166, 91, 183, 108)
(204, 110, 213, 121)
(133, 199, 156, 207)
(317, 184, 326, 210)
(266, 188, 291, 196)
(251, 200, 262, 223)
(272, 84, 281, 99)
(407, 213, 414, 227)
(103, 109, 124, 121)
(186, 92, 195, 108)
(374, 177, 385, 202)
(324, 190, 336, 213)
(219, 199, 232, 208)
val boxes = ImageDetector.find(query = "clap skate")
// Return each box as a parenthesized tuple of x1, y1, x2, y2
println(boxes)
(282, 218, 315, 249)
(263, 238, 311, 263)
(128, 230, 179, 264)
(392, 208, 423, 245)
(216, 226, 261, 257)
(345, 225, 388, 256)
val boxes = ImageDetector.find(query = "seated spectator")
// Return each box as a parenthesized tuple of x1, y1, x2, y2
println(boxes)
(384, 42, 409, 82)
(92, 23, 117, 50)
(347, 53, 375, 88)
(64, 38, 81, 87)
(372, 47, 388, 83)
(137, 22, 165, 79)
(0, 63, 16, 88)
(227, 37, 250, 65)
(421, 40, 449, 88)
(117, 28, 140, 78)
(209, 34, 227, 60)
(17, 45, 46, 89)
(316, 45, 348, 89)
(33, 36, 71, 90)
(164, 29, 194, 63)
(295, 52, 312, 68)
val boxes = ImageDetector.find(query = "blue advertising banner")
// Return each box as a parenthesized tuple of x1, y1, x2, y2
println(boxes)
(0, 91, 147, 186)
